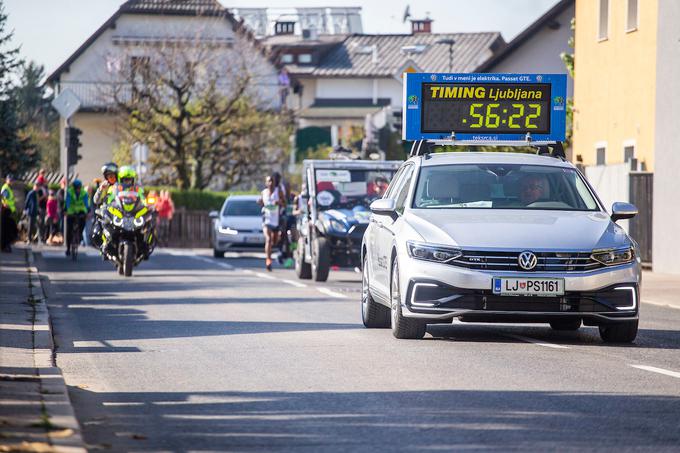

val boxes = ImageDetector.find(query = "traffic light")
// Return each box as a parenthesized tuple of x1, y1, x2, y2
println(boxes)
(65, 127, 83, 166)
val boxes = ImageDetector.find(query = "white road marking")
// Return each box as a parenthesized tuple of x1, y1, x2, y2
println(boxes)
(642, 299, 680, 310)
(503, 333, 569, 349)
(0, 323, 49, 331)
(281, 279, 307, 288)
(317, 287, 348, 299)
(103, 402, 145, 407)
(253, 272, 277, 281)
(630, 365, 680, 379)
(192, 255, 234, 270)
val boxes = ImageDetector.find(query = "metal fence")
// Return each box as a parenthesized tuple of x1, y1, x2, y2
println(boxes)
(163, 208, 213, 248)
(629, 172, 653, 264)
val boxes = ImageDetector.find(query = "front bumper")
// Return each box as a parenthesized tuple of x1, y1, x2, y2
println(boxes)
(215, 231, 265, 250)
(399, 258, 640, 324)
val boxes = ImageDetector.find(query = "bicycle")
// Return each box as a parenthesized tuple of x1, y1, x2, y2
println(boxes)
(68, 213, 86, 262)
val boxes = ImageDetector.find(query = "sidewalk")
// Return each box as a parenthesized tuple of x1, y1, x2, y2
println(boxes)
(0, 245, 85, 453)
(641, 270, 680, 310)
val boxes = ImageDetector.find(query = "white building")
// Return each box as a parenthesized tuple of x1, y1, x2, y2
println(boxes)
(46, 0, 280, 184)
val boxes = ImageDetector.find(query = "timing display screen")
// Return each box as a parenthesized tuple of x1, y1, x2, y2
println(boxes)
(421, 83, 551, 134)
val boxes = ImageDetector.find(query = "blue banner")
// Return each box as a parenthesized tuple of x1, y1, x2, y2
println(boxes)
(403, 73, 567, 143)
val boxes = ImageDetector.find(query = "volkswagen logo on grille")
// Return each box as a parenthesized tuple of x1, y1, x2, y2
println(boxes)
(518, 251, 538, 271)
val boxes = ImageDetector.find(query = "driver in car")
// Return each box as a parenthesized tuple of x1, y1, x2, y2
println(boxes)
(519, 174, 549, 205)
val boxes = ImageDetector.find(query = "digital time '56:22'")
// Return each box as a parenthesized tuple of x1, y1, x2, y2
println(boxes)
(463, 103, 542, 129)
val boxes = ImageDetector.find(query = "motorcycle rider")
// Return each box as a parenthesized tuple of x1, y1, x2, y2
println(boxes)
(91, 162, 118, 250)
(113, 166, 145, 200)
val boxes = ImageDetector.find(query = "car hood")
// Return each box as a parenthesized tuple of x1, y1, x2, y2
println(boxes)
(320, 208, 372, 226)
(405, 209, 631, 251)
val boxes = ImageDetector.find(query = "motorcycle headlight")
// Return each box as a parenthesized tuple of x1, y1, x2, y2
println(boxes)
(591, 247, 635, 266)
(327, 219, 348, 233)
(406, 241, 462, 264)
(134, 216, 145, 228)
(113, 217, 123, 227)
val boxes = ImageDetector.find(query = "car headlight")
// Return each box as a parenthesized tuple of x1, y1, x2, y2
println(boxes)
(406, 241, 462, 263)
(113, 217, 123, 227)
(134, 216, 145, 227)
(219, 226, 239, 235)
(328, 219, 348, 233)
(591, 247, 635, 266)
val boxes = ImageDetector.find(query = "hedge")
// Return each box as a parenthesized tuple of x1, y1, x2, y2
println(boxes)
(146, 187, 258, 211)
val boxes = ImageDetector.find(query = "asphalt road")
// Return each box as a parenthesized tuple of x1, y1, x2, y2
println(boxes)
(36, 248, 680, 452)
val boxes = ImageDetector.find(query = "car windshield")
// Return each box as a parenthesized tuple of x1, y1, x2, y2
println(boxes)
(314, 168, 396, 210)
(413, 164, 599, 211)
(222, 199, 261, 217)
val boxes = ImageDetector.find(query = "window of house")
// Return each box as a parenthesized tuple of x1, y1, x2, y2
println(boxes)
(627, 0, 638, 32)
(598, 0, 609, 40)
(281, 54, 294, 64)
(596, 146, 606, 165)
(624, 145, 635, 162)
(298, 54, 312, 64)
(130, 56, 150, 72)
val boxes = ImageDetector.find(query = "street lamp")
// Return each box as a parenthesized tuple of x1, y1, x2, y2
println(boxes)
(436, 38, 456, 72)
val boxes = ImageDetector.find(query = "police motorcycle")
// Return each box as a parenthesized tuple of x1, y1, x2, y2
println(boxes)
(99, 188, 156, 277)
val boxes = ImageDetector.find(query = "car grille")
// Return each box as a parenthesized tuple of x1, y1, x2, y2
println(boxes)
(450, 250, 604, 272)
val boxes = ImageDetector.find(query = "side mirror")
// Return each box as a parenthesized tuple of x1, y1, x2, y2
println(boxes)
(370, 198, 397, 220)
(611, 202, 638, 222)
(208, 210, 219, 219)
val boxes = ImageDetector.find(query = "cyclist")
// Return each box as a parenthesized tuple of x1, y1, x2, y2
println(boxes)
(65, 179, 89, 256)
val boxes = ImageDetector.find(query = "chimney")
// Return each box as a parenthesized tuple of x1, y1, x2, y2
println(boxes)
(410, 17, 433, 34)
(274, 20, 296, 35)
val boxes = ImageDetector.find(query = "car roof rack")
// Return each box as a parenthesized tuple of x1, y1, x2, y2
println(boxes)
(409, 139, 566, 160)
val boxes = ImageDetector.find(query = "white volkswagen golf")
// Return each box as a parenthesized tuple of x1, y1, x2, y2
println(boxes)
(361, 151, 641, 342)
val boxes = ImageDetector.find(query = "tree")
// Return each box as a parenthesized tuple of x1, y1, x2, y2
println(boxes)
(13, 62, 60, 171)
(109, 34, 291, 190)
(0, 0, 38, 177)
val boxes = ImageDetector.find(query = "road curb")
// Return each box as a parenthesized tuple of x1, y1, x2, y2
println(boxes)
(26, 248, 87, 453)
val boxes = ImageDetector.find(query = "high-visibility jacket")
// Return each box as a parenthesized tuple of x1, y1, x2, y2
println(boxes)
(66, 187, 89, 215)
(108, 184, 145, 205)
(0, 183, 15, 213)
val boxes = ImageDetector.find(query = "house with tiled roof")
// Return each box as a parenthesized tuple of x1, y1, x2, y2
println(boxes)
(477, 0, 574, 97)
(278, 19, 504, 158)
(47, 0, 280, 184)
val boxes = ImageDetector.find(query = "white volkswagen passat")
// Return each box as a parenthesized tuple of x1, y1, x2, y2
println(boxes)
(361, 152, 641, 342)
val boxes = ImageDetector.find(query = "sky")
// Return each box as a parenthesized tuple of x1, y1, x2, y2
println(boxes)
(4, 0, 560, 77)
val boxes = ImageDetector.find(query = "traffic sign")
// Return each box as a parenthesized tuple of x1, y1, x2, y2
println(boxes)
(51, 89, 82, 120)
(403, 73, 567, 143)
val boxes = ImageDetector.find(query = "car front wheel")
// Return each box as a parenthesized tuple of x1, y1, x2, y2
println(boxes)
(599, 320, 638, 343)
(390, 260, 426, 339)
(361, 255, 390, 328)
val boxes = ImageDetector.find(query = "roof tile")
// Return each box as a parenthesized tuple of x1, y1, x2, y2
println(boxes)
(309, 32, 503, 77)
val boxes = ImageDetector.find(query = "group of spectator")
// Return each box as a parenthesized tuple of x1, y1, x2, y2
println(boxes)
(0, 169, 176, 253)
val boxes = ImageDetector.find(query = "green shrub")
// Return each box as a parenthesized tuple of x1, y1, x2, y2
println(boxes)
(146, 187, 257, 211)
